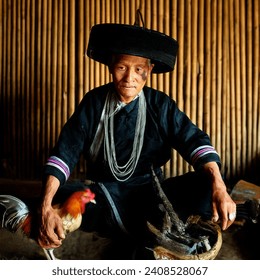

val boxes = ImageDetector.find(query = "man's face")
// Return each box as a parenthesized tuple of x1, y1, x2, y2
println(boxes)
(109, 54, 154, 103)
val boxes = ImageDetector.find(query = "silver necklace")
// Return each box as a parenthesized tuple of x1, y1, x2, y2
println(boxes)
(104, 90, 146, 181)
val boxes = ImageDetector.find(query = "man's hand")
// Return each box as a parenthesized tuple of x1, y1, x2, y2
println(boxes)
(202, 162, 236, 230)
(37, 175, 65, 248)
(211, 182, 236, 230)
(37, 205, 65, 249)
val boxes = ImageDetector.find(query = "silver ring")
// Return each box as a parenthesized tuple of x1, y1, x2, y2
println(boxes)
(228, 212, 236, 221)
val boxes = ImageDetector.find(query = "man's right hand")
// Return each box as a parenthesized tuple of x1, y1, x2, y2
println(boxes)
(37, 205, 65, 249)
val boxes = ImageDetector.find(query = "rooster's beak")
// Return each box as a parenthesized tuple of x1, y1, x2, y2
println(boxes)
(90, 199, 96, 204)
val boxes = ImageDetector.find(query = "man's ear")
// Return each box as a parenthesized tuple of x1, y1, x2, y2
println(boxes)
(149, 63, 155, 73)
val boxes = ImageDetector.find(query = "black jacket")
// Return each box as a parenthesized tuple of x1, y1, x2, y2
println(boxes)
(44, 82, 220, 185)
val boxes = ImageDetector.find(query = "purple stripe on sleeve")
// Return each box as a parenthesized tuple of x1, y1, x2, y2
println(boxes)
(190, 145, 218, 166)
(46, 156, 70, 180)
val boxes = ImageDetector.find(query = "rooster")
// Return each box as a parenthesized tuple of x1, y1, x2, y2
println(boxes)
(0, 188, 96, 260)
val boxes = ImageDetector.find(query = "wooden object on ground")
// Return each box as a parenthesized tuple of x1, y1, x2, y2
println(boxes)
(231, 180, 260, 203)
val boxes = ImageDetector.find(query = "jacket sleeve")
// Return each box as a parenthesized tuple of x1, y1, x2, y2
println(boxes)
(169, 101, 221, 170)
(43, 104, 88, 185)
(42, 84, 109, 185)
(153, 91, 221, 171)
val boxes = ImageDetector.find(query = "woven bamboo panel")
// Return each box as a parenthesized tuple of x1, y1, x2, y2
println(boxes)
(0, 0, 259, 184)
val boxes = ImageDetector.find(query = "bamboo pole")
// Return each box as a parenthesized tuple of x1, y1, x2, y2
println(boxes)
(163, 0, 171, 178)
(229, 0, 237, 178)
(197, 0, 204, 130)
(3, 1, 10, 160)
(110, 0, 115, 22)
(21, 0, 27, 176)
(94, 1, 101, 88)
(216, 0, 223, 158)
(204, 0, 211, 136)
(246, 0, 253, 171)
(157, 0, 164, 93)
(144, 0, 150, 29)
(182, 0, 191, 174)
(11, 1, 17, 175)
(253, 0, 260, 159)
(234, 1, 242, 175)
(151, 0, 158, 90)
(240, 0, 247, 176)
(125, 0, 130, 24)
(210, 0, 217, 148)
(56, 0, 63, 138)
(62, 0, 68, 126)
(24, 0, 30, 177)
(84, 0, 90, 94)
(16, 0, 22, 178)
(184, 0, 191, 119)
(4, 0, 11, 163)
(89, 1, 95, 91)
(36, 0, 45, 170)
(100, 0, 105, 24)
(221, 0, 229, 175)
(176, 0, 185, 175)
(130, 0, 136, 24)
(46, 0, 52, 161)
(191, 0, 198, 124)
(115, 0, 120, 23)
(29, 0, 36, 178)
(68, 0, 75, 117)
(170, 0, 178, 177)
(51, 0, 58, 149)
(252, 0, 259, 167)
(77, 0, 84, 102)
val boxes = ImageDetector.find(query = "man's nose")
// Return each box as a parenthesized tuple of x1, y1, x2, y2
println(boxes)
(124, 68, 135, 81)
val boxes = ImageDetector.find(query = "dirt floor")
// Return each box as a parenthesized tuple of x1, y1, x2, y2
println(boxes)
(0, 179, 259, 260)
(0, 221, 259, 260)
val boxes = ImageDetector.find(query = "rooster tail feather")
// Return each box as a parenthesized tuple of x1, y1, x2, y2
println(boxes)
(0, 195, 30, 234)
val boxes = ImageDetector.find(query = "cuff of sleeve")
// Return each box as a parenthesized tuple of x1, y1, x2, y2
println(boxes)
(193, 153, 222, 171)
(43, 165, 67, 186)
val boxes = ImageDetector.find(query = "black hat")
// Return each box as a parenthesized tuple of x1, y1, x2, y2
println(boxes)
(86, 23, 178, 73)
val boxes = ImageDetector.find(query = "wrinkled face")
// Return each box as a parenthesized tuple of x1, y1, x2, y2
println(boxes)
(109, 54, 154, 103)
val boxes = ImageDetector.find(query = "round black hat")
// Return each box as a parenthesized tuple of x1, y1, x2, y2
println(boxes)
(86, 24, 178, 73)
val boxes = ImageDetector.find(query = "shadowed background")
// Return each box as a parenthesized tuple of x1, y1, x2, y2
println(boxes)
(0, 0, 259, 187)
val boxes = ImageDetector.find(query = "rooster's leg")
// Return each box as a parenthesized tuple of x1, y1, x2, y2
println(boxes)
(43, 248, 58, 260)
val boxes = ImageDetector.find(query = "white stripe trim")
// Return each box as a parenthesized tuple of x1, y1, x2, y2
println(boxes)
(192, 150, 219, 165)
(190, 145, 214, 158)
(46, 162, 69, 181)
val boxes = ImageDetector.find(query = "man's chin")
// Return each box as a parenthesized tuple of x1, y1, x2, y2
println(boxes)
(117, 89, 138, 100)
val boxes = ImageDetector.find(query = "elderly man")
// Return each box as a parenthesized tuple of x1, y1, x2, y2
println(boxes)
(37, 23, 236, 257)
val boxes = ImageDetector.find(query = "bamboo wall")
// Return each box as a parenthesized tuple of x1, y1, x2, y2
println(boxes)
(0, 0, 259, 184)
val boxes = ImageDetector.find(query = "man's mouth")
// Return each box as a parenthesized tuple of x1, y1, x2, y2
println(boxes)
(121, 85, 135, 89)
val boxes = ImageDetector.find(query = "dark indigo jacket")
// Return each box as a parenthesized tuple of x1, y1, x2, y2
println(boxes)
(44, 82, 220, 185)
